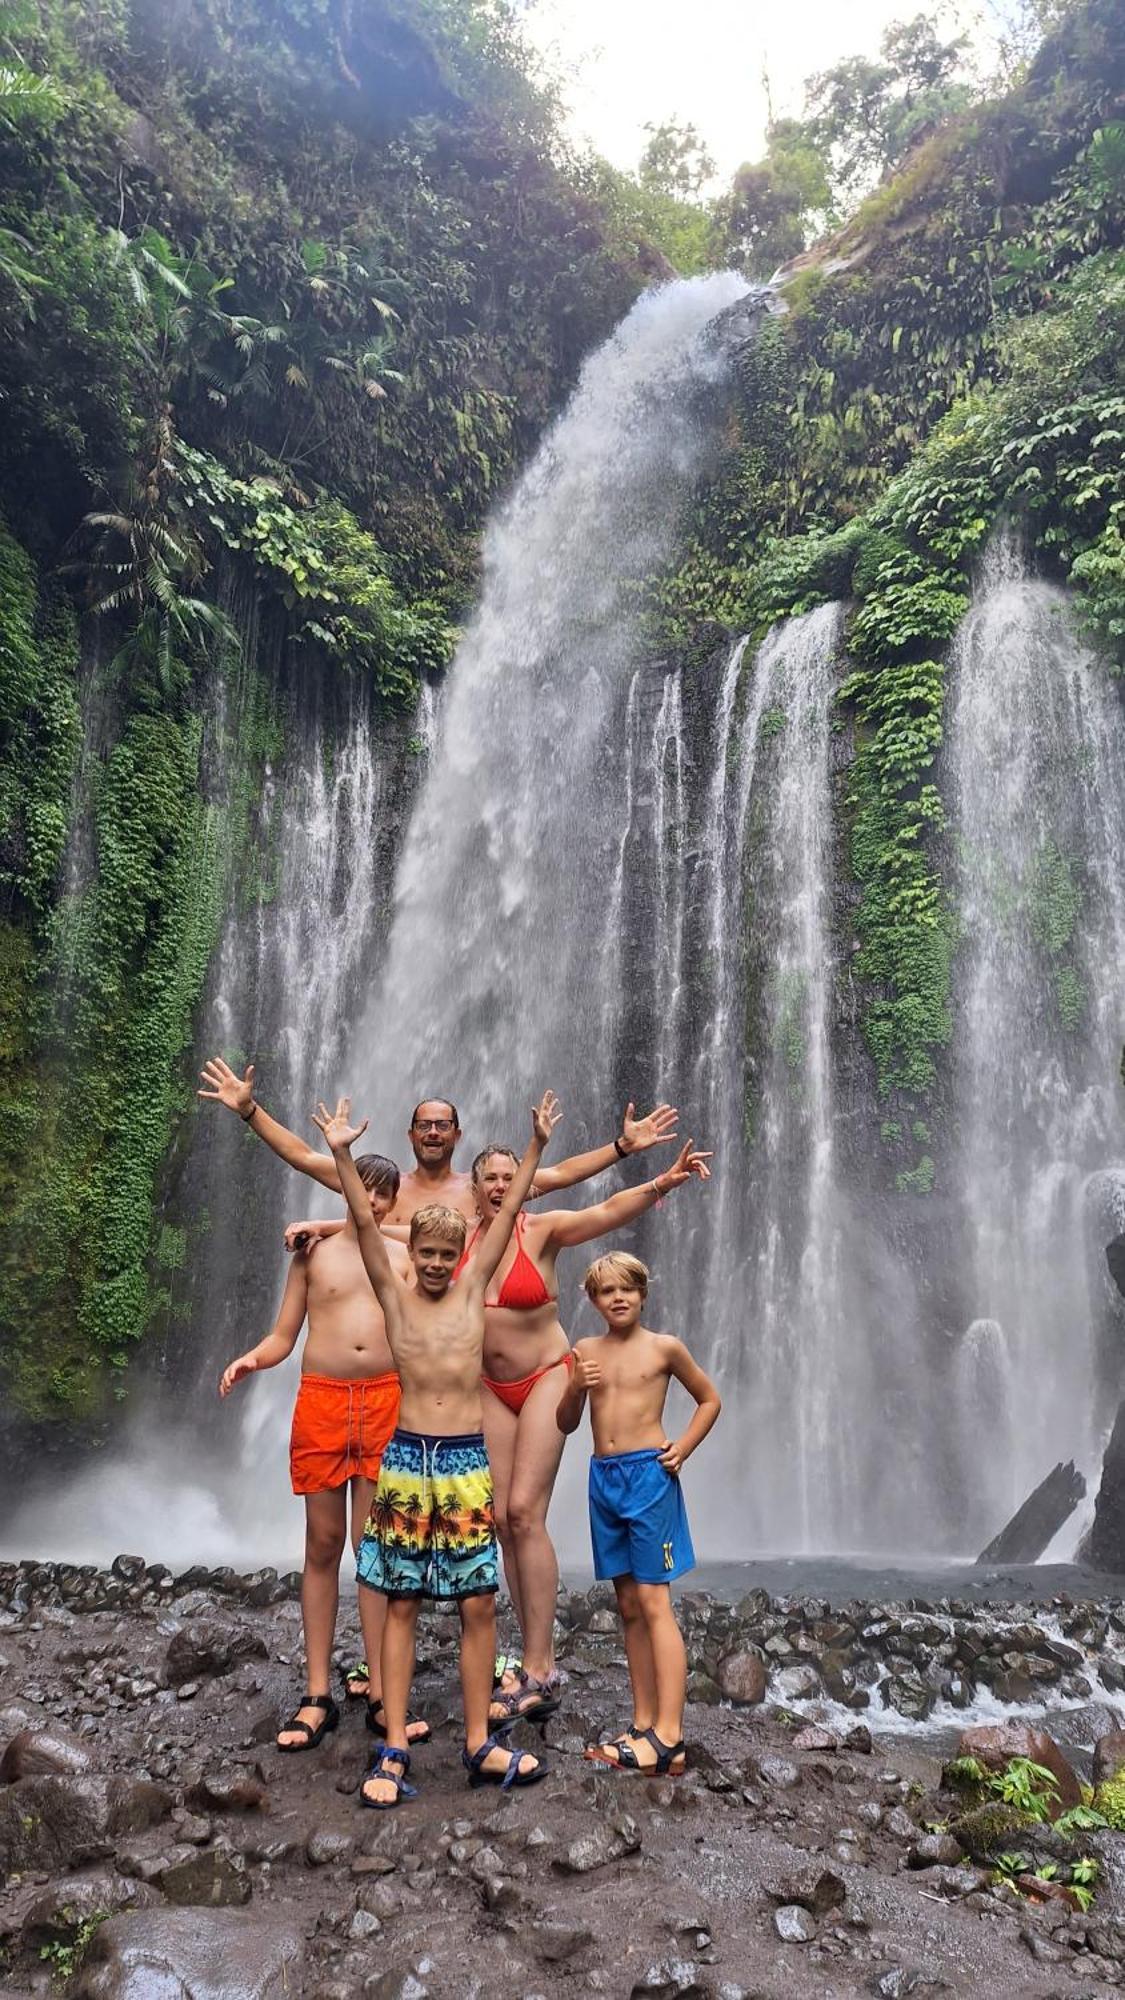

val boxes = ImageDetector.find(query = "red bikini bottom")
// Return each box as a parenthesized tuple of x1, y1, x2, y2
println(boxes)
(483, 1350, 573, 1416)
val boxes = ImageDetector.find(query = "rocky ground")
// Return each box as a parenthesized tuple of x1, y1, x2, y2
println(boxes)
(5, 1559, 1125, 1997)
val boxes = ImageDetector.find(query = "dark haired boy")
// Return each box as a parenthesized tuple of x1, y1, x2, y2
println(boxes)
(556, 1250, 721, 1776)
(218, 1152, 429, 1754)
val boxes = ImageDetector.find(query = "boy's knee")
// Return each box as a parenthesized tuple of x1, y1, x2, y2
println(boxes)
(615, 1577, 642, 1623)
(635, 1581, 675, 1621)
(506, 1495, 543, 1539)
(458, 1591, 495, 1628)
(386, 1593, 417, 1623)
(305, 1522, 347, 1568)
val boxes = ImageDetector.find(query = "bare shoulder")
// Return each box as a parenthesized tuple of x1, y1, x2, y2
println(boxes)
(652, 1329, 691, 1366)
(385, 1238, 412, 1278)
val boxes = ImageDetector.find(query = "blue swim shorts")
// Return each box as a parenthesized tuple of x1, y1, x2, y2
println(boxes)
(356, 1428, 498, 1601)
(588, 1448, 696, 1585)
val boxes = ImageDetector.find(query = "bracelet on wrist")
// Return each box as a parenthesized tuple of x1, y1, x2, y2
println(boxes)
(240, 1100, 259, 1124)
(613, 1134, 628, 1159)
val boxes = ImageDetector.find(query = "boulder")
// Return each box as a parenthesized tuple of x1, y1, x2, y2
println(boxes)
(1094, 1729, 1125, 1787)
(0, 1724, 96, 1783)
(880, 1671, 934, 1722)
(954, 1723, 1081, 1815)
(0, 1774, 170, 1873)
(163, 1620, 268, 1687)
(907, 1833, 965, 1869)
(159, 1848, 252, 1907)
(1090, 1396, 1125, 1574)
(763, 1864, 845, 1915)
(71, 1909, 304, 1998)
(20, 1870, 160, 1944)
(717, 1651, 766, 1705)
(774, 1903, 817, 1943)
(554, 1811, 641, 1874)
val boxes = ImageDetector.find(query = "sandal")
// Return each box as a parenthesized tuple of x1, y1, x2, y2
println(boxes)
(366, 1697, 431, 1745)
(488, 1670, 561, 1726)
(276, 1692, 339, 1753)
(341, 1659, 370, 1701)
(585, 1726, 686, 1776)
(361, 1743, 417, 1810)
(463, 1734, 547, 1790)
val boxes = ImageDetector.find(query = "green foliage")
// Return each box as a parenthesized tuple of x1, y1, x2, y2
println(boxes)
(1055, 1806, 1109, 1834)
(39, 1911, 108, 1981)
(1093, 1774, 1125, 1829)
(990, 1758, 1060, 1822)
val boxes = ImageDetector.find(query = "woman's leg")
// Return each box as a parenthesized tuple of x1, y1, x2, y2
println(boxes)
(278, 1486, 346, 1745)
(504, 1365, 569, 1684)
(481, 1389, 523, 1640)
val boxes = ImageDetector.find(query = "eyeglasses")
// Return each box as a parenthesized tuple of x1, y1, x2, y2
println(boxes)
(413, 1117, 454, 1133)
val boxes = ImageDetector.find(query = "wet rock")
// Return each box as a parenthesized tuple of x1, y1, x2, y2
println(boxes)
(906, 1832, 964, 1868)
(308, 1827, 356, 1867)
(756, 1754, 801, 1790)
(774, 1903, 817, 1943)
(20, 1870, 160, 1943)
(717, 1651, 766, 1705)
(764, 1864, 845, 1915)
(629, 1961, 711, 1996)
(159, 1847, 252, 1907)
(0, 1723, 96, 1783)
(845, 1723, 873, 1755)
(71, 1908, 303, 1997)
(792, 1726, 839, 1752)
(955, 1722, 1082, 1814)
(110, 1555, 147, 1584)
(771, 1665, 821, 1703)
(0, 1773, 170, 1872)
(362, 1971, 428, 2000)
(186, 1767, 268, 1812)
(684, 1671, 722, 1705)
(880, 1671, 934, 1722)
(530, 1918, 594, 1962)
(163, 1619, 268, 1686)
(1094, 1729, 1125, 1786)
(554, 1811, 641, 1874)
(884, 1806, 918, 1842)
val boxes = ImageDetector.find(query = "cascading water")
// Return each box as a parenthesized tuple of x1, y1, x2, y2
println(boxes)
(948, 534, 1125, 1544)
(350, 274, 753, 1137)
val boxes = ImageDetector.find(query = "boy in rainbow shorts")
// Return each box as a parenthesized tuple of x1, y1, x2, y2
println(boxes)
(312, 1087, 562, 1807)
(557, 1248, 721, 1776)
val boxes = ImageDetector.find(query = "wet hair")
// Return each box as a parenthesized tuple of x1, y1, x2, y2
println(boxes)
(355, 1153, 400, 1200)
(584, 1251, 649, 1301)
(410, 1098, 460, 1130)
(409, 1202, 468, 1251)
(471, 1143, 519, 1184)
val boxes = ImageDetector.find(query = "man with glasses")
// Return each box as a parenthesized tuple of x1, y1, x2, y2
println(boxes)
(389, 1100, 476, 1226)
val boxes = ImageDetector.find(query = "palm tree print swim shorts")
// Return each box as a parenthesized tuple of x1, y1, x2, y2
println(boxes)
(355, 1428, 498, 1599)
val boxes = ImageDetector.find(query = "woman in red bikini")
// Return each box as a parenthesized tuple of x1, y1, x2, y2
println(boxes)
(456, 1134, 711, 1724)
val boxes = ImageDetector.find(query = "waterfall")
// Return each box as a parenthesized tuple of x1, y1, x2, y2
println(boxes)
(349, 273, 752, 1139)
(948, 534, 1125, 1543)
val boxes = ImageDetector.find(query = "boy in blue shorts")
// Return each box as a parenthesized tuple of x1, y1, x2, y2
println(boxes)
(557, 1250, 721, 1776)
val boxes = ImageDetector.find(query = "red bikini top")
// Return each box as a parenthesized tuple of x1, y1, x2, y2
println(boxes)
(453, 1213, 553, 1311)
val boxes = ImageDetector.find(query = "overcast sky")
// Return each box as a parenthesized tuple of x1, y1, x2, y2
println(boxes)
(519, 0, 1011, 184)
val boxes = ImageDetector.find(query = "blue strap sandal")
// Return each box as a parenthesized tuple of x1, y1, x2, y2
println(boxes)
(463, 1734, 547, 1790)
(361, 1743, 418, 1810)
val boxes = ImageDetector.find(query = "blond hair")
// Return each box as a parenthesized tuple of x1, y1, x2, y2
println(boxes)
(409, 1203, 468, 1250)
(583, 1250, 649, 1301)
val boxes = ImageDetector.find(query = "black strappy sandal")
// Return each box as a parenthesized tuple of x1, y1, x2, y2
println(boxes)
(585, 1726, 686, 1776)
(366, 1697, 431, 1745)
(276, 1692, 340, 1753)
(463, 1734, 547, 1790)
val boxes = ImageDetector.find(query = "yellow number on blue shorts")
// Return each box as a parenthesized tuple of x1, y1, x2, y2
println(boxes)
(663, 1541, 673, 1570)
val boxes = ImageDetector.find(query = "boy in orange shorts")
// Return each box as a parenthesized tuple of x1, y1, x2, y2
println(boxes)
(219, 1148, 429, 1754)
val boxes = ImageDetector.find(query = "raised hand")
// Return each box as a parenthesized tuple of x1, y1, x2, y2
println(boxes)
(655, 1139, 713, 1193)
(198, 1056, 254, 1115)
(219, 1354, 257, 1397)
(575, 1348, 603, 1390)
(532, 1089, 563, 1147)
(620, 1101, 679, 1154)
(312, 1096, 368, 1153)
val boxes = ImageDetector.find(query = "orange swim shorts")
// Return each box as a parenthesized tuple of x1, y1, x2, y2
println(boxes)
(289, 1372, 401, 1496)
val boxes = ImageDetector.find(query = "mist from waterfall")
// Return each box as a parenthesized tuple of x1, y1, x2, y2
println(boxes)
(948, 534, 1125, 1545)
